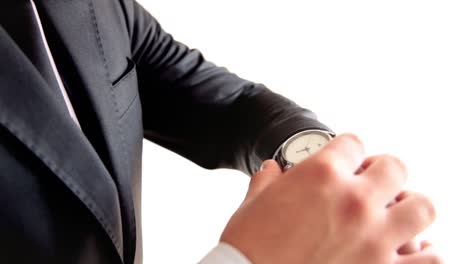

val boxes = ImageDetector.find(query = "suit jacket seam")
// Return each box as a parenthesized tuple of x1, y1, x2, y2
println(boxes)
(89, 0, 111, 84)
(89, 1, 137, 260)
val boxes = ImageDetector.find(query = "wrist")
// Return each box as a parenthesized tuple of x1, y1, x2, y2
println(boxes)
(272, 129, 335, 170)
(253, 115, 334, 173)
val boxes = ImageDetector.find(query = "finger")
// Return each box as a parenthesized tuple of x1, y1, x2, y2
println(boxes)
(245, 160, 282, 201)
(311, 133, 366, 174)
(359, 154, 408, 205)
(386, 192, 436, 246)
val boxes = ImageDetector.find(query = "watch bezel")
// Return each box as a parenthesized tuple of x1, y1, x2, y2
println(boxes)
(273, 129, 334, 170)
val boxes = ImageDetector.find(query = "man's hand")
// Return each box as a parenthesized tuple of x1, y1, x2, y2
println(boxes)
(221, 134, 442, 264)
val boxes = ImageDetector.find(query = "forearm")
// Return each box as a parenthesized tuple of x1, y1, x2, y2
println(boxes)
(126, 0, 333, 175)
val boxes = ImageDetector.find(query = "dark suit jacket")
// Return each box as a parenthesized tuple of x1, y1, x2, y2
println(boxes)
(0, 0, 332, 263)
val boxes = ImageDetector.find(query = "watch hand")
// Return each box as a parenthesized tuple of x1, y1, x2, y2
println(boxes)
(296, 148, 308, 154)
(296, 147, 312, 154)
(305, 135, 312, 148)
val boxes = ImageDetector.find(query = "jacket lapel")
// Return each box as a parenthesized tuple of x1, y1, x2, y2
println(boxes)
(36, 1, 137, 263)
(0, 26, 125, 262)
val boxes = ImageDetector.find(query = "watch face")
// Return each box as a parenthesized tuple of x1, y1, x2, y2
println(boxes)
(282, 131, 332, 164)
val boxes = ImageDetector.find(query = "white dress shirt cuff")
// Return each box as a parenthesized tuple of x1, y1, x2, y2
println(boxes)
(198, 242, 252, 264)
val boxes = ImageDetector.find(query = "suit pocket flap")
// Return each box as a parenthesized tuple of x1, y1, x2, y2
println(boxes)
(111, 57, 138, 118)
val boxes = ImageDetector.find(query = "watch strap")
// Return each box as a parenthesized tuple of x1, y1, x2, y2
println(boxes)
(255, 115, 335, 165)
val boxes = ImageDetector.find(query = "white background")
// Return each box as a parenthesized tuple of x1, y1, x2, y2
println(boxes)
(138, 1, 468, 263)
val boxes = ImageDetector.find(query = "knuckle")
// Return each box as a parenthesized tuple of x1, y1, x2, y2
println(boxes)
(341, 133, 364, 147)
(290, 155, 342, 187)
(342, 188, 372, 222)
(414, 194, 437, 224)
(382, 154, 408, 177)
(311, 156, 340, 184)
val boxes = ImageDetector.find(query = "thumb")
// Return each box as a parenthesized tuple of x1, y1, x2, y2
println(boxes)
(244, 160, 282, 202)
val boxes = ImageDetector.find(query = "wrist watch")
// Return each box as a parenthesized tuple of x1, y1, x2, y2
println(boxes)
(273, 129, 334, 170)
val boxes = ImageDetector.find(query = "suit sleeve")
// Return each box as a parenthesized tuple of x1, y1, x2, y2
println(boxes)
(125, 1, 333, 175)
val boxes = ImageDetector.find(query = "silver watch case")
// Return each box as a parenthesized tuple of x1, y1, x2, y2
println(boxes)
(273, 129, 334, 170)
